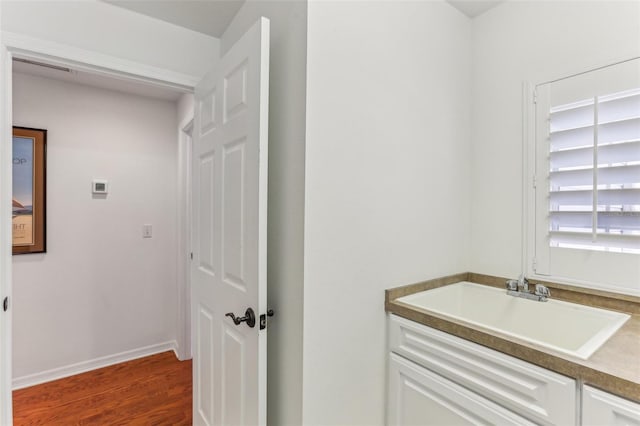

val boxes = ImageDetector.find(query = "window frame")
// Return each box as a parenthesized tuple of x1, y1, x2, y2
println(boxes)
(523, 60, 640, 296)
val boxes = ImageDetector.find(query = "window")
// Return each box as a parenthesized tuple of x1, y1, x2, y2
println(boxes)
(548, 88, 640, 253)
(530, 59, 640, 294)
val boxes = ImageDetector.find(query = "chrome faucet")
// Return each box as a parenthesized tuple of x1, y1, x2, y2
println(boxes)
(505, 274, 550, 302)
(517, 273, 529, 293)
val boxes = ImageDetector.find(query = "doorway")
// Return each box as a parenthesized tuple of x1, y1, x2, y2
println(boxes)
(5, 52, 194, 421)
(2, 15, 271, 424)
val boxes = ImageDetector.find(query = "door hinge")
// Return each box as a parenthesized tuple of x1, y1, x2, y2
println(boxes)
(532, 175, 537, 188)
(533, 90, 538, 104)
(190, 252, 193, 260)
(3, 296, 8, 312)
(532, 258, 537, 272)
(259, 309, 275, 330)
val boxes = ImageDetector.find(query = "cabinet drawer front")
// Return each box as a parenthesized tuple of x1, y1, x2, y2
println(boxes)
(388, 353, 536, 426)
(389, 315, 576, 426)
(583, 385, 640, 426)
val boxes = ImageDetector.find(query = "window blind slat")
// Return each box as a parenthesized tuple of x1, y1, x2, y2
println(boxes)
(550, 126, 593, 151)
(598, 93, 640, 123)
(550, 146, 593, 170)
(549, 168, 592, 188)
(550, 211, 639, 231)
(597, 188, 640, 207)
(549, 118, 640, 151)
(598, 140, 640, 165)
(550, 164, 640, 188)
(549, 231, 640, 251)
(549, 139, 640, 170)
(598, 164, 640, 186)
(550, 104, 593, 132)
(550, 188, 640, 207)
(598, 117, 640, 145)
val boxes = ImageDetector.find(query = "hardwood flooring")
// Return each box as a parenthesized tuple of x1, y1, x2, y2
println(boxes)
(12, 351, 192, 425)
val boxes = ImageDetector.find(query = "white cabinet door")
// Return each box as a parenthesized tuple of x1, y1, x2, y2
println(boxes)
(583, 385, 640, 426)
(388, 353, 536, 426)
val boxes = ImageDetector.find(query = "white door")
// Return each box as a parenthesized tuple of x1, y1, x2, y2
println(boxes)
(191, 17, 270, 426)
(0, 4, 14, 422)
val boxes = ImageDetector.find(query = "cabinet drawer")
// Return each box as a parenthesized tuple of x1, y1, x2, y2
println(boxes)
(388, 353, 535, 426)
(389, 314, 576, 426)
(582, 385, 640, 426)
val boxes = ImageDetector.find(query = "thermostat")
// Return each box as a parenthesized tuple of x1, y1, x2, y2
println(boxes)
(92, 179, 108, 194)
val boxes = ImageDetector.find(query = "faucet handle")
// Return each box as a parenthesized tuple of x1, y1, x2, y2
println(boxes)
(534, 284, 550, 298)
(518, 275, 529, 292)
(506, 279, 518, 291)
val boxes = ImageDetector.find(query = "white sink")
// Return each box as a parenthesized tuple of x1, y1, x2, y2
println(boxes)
(396, 281, 630, 360)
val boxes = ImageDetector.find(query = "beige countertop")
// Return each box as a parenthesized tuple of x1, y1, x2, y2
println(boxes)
(385, 272, 640, 403)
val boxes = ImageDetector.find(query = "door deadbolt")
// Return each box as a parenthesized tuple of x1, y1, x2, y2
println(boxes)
(259, 309, 274, 330)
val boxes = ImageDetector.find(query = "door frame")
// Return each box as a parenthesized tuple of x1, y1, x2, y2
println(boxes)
(0, 31, 197, 422)
(177, 118, 194, 361)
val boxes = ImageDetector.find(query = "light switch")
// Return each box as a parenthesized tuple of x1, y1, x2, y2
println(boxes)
(142, 224, 152, 238)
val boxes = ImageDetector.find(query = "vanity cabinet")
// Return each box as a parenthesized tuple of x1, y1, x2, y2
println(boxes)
(388, 314, 640, 426)
(387, 314, 576, 425)
(582, 385, 640, 426)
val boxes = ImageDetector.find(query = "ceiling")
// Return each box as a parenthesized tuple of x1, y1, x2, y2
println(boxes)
(447, 0, 504, 18)
(13, 59, 184, 102)
(104, 1, 503, 39)
(103, 0, 245, 38)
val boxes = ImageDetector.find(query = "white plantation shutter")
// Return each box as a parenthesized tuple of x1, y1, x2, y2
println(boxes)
(532, 58, 640, 294)
(548, 89, 640, 253)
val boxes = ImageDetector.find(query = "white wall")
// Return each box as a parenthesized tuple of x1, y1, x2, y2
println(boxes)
(12, 72, 179, 381)
(221, 2, 307, 424)
(1, 0, 219, 81)
(469, 0, 640, 279)
(303, 2, 471, 424)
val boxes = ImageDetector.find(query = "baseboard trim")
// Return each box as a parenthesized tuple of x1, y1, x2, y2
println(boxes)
(12, 340, 179, 390)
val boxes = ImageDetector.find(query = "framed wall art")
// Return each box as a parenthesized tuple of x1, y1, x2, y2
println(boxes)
(12, 127, 46, 254)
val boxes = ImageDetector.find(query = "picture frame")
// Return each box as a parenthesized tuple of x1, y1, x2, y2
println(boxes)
(12, 126, 46, 254)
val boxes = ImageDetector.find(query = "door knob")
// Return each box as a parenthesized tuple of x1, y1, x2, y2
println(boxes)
(225, 308, 256, 328)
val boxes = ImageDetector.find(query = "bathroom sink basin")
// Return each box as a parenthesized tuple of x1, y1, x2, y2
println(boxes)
(396, 282, 630, 360)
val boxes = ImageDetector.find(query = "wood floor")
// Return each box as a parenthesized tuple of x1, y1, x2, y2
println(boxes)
(12, 351, 192, 425)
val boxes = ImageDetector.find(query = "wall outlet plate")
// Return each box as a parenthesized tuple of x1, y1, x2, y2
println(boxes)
(92, 179, 108, 194)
